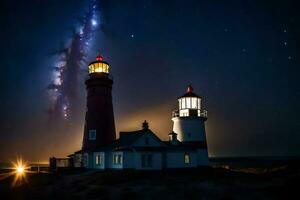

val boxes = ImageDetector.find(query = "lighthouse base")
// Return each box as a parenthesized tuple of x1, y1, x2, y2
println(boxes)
(172, 116, 207, 142)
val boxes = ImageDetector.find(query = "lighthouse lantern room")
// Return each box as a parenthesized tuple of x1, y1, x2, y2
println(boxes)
(175, 85, 207, 118)
(88, 55, 110, 74)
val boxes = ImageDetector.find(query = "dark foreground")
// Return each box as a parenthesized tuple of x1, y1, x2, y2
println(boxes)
(0, 166, 299, 200)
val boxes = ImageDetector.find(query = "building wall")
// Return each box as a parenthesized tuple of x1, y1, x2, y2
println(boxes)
(85, 149, 209, 170)
(55, 158, 70, 168)
(134, 152, 162, 170)
(123, 152, 134, 169)
(82, 152, 94, 168)
(172, 117, 206, 142)
(196, 149, 210, 166)
(73, 153, 82, 168)
(166, 151, 197, 168)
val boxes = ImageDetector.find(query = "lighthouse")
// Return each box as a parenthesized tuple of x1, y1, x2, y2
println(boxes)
(172, 85, 209, 165)
(172, 85, 207, 142)
(82, 55, 116, 151)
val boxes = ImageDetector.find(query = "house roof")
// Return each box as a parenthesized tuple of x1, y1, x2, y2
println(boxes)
(93, 128, 160, 152)
(79, 127, 206, 153)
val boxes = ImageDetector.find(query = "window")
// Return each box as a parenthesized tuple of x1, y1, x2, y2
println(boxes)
(181, 98, 186, 109)
(113, 154, 122, 165)
(179, 109, 189, 117)
(95, 155, 102, 165)
(89, 130, 96, 140)
(179, 99, 182, 109)
(118, 155, 123, 164)
(186, 97, 191, 108)
(191, 97, 197, 109)
(141, 154, 153, 168)
(184, 153, 190, 164)
(88, 63, 109, 74)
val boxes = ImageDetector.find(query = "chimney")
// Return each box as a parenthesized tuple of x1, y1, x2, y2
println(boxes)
(168, 131, 179, 145)
(142, 120, 149, 130)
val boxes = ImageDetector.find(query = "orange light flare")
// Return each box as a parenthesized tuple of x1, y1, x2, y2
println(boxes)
(0, 158, 34, 187)
(11, 159, 32, 186)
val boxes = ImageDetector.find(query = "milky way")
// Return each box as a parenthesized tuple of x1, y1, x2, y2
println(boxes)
(47, 0, 101, 123)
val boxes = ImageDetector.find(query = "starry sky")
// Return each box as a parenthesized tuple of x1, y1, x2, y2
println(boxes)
(0, 0, 299, 162)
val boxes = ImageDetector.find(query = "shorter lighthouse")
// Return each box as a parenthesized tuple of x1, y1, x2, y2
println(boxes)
(172, 85, 209, 165)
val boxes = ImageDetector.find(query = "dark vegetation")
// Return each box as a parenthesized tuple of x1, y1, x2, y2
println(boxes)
(0, 166, 299, 200)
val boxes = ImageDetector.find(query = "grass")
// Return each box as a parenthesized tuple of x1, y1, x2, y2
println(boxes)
(0, 166, 299, 200)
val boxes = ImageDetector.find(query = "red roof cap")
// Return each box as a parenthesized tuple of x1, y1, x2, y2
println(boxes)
(187, 85, 193, 93)
(96, 54, 103, 61)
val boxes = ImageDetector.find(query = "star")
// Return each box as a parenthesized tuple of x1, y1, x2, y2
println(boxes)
(288, 56, 292, 60)
(242, 48, 246, 52)
(283, 41, 287, 46)
(224, 28, 229, 32)
(130, 34, 135, 38)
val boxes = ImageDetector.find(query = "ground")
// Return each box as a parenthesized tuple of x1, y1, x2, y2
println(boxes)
(0, 166, 299, 200)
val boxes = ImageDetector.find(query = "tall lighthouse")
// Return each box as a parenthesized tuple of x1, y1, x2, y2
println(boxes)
(82, 55, 116, 151)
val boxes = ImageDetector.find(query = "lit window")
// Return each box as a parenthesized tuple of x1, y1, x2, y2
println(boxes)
(113, 155, 117, 164)
(191, 97, 197, 109)
(113, 154, 122, 165)
(95, 155, 102, 165)
(186, 97, 191, 108)
(181, 98, 186, 109)
(179, 109, 189, 117)
(89, 130, 96, 140)
(88, 63, 109, 74)
(179, 99, 182, 109)
(184, 153, 190, 164)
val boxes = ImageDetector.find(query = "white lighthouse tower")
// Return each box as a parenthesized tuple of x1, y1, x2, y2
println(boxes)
(172, 85, 209, 165)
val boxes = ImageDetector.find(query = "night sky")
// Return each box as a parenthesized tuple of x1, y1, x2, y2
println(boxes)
(0, 0, 299, 162)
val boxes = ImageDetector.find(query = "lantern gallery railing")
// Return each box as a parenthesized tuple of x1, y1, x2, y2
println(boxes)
(172, 109, 208, 118)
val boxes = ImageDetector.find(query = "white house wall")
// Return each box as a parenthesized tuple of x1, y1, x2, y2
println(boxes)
(123, 152, 134, 169)
(134, 152, 162, 170)
(166, 152, 197, 168)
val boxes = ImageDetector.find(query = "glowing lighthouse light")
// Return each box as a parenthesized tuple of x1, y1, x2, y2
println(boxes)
(177, 85, 207, 117)
(88, 54, 110, 74)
